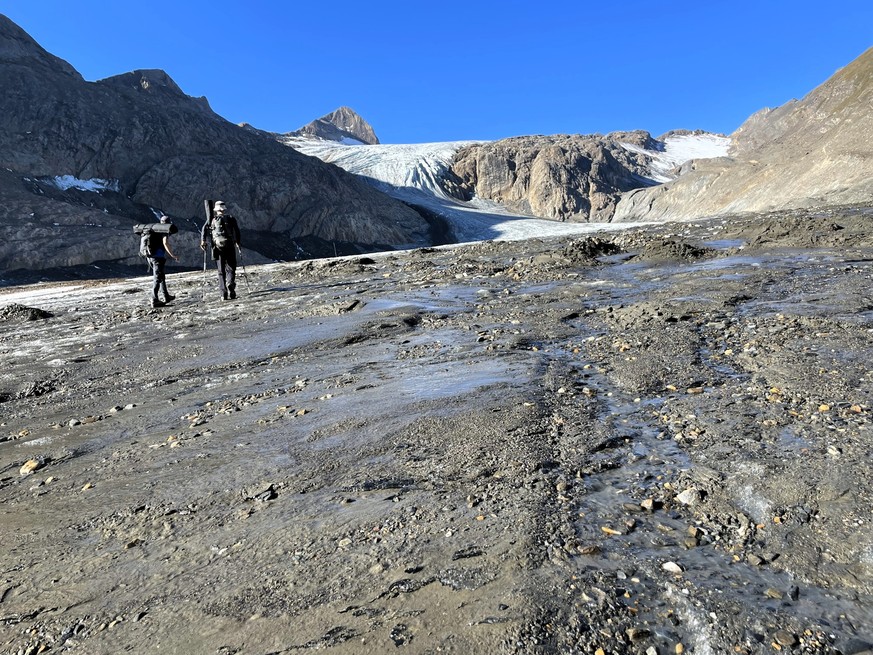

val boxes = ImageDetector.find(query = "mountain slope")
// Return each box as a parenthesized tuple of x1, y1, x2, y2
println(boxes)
(0, 15, 432, 274)
(614, 47, 873, 221)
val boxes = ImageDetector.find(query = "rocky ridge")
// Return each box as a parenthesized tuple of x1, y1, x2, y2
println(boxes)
(0, 15, 432, 275)
(444, 131, 665, 222)
(613, 47, 873, 221)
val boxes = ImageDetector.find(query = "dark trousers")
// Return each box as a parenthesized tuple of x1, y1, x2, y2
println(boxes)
(149, 257, 169, 300)
(214, 247, 237, 298)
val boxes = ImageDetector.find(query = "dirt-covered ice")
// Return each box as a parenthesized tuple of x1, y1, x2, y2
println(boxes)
(1, 207, 873, 654)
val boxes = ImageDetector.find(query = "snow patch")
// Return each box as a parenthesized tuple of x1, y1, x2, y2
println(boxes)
(620, 133, 730, 182)
(49, 175, 120, 193)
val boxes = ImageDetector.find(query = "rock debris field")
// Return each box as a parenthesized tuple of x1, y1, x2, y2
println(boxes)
(1, 207, 873, 655)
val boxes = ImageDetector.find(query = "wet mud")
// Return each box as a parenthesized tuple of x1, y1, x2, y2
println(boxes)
(1, 207, 873, 654)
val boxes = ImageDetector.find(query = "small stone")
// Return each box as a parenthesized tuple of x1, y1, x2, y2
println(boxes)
(818, 404, 830, 412)
(773, 630, 797, 647)
(675, 644, 685, 654)
(661, 561, 683, 574)
(601, 525, 623, 536)
(337, 538, 352, 548)
(675, 488, 701, 506)
(765, 588, 784, 599)
(19, 459, 40, 476)
(747, 554, 764, 566)
(69, 419, 81, 427)
(640, 498, 656, 512)
(109, 406, 123, 413)
(81, 482, 93, 491)
(626, 627, 651, 642)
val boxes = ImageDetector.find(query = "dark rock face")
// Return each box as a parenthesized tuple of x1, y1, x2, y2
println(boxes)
(614, 47, 873, 221)
(0, 15, 429, 273)
(445, 132, 658, 222)
(292, 106, 380, 144)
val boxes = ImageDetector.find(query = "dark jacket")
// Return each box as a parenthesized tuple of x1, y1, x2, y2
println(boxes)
(201, 213, 241, 250)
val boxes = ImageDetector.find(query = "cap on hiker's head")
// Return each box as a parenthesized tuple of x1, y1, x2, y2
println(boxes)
(215, 200, 226, 208)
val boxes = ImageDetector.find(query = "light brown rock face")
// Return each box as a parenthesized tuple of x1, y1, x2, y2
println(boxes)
(292, 106, 381, 144)
(446, 132, 658, 222)
(0, 16, 429, 273)
(614, 47, 873, 221)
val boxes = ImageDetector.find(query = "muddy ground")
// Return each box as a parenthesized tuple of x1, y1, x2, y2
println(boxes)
(1, 207, 873, 655)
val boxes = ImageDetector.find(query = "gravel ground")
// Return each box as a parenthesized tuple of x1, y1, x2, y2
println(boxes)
(1, 206, 872, 655)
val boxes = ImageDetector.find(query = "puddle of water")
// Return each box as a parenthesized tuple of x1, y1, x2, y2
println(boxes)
(703, 239, 745, 249)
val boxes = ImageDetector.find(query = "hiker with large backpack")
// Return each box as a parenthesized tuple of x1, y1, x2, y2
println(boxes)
(136, 215, 178, 308)
(200, 200, 242, 301)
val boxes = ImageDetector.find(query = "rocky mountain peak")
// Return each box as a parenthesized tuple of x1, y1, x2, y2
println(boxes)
(0, 13, 81, 78)
(99, 68, 184, 94)
(292, 106, 380, 144)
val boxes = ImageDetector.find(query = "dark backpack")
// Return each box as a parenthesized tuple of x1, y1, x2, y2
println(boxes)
(134, 222, 177, 257)
(139, 229, 154, 257)
(210, 215, 233, 249)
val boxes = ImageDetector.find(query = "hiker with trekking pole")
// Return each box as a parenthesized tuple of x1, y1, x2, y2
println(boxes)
(201, 200, 242, 301)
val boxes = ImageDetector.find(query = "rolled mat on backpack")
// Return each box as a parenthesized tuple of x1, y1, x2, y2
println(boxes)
(133, 223, 179, 235)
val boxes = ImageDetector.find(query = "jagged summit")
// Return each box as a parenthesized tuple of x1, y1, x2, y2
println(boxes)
(292, 106, 380, 145)
(0, 13, 81, 78)
(99, 69, 185, 95)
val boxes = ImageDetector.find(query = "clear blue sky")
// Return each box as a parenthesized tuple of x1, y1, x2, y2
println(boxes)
(4, 1, 872, 143)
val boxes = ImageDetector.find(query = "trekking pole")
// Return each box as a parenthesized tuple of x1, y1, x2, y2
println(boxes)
(238, 247, 251, 291)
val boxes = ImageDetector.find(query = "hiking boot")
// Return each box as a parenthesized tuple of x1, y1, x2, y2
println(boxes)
(221, 293, 229, 301)
(163, 293, 176, 302)
(151, 299, 166, 308)
(229, 291, 237, 300)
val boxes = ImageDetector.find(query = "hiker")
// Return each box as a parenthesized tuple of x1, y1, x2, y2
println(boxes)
(148, 215, 178, 308)
(200, 200, 242, 300)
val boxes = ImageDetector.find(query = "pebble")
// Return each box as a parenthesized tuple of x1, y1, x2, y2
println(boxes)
(626, 627, 651, 642)
(19, 459, 40, 476)
(661, 561, 683, 574)
(773, 630, 797, 647)
(675, 488, 701, 506)
(68, 419, 81, 427)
